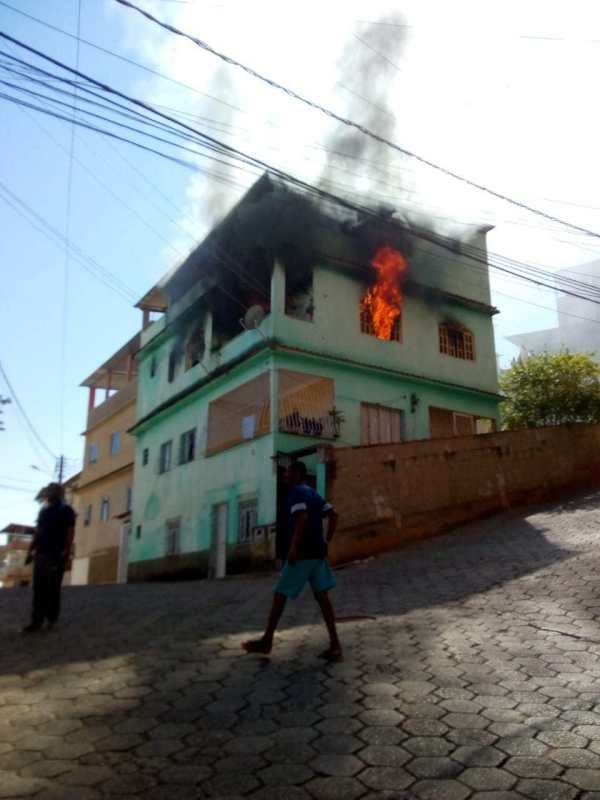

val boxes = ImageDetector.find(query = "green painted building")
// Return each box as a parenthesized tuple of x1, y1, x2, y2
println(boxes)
(127, 176, 500, 581)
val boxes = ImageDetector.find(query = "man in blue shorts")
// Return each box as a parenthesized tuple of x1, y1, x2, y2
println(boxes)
(242, 460, 342, 661)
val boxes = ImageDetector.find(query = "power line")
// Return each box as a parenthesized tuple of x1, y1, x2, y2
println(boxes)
(4, 1, 600, 227)
(0, 180, 139, 302)
(113, 0, 600, 241)
(5, 32, 600, 313)
(0, 361, 56, 461)
(59, 0, 81, 458)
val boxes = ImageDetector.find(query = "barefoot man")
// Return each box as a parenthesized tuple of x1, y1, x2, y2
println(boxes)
(243, 460, 342, 661)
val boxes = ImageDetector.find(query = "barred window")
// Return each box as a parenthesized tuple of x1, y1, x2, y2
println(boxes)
(360, 300, 401, 341)
(439, 323, 474, 361)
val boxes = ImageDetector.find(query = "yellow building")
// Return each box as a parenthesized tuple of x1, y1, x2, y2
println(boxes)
(71, 334, 139, 585)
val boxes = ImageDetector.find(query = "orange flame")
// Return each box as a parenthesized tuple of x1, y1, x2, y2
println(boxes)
(361, 245, 408, 340)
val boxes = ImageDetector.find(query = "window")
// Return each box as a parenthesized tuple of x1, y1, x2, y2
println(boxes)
(142, 448, 149, 466)
(178, 429, 196, 465)
(100, 496, 111, 522)
(206, 373, 270, 455)
(285, 263, 314, 322)
(89, 443, 98, 464)
(165, 518, 181, 556)
(186, 322, 204, 370)
(84, 504, 92, 527)
(135, 525, 142, 540)
(361, 403, 404, 445)
(150, 356, 157, 378)
(360, 298, 401, 342)
(126, 487, 133, 513)
(159, 440, 173, 473)
(278, 370, 336, 438)
(429, 407, 496, 438)
(168, 350, 177, 383)
(110, 432, 121, 455)
(238, 499, 258, 544)
(439, 323, 475, 361)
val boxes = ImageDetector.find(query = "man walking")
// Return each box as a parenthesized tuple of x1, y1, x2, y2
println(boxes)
(243, 461, 342, 661)
(23, 482, 75, 633)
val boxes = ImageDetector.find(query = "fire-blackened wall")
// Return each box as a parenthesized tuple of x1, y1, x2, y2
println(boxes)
(327, 423, 600, 564)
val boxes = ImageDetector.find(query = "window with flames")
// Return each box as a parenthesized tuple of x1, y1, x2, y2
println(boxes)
(439, 323, 474, 361)
(360, 302, 402, 341)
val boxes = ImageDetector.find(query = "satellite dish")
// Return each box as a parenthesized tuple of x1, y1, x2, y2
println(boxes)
(242, 305, 266, 330)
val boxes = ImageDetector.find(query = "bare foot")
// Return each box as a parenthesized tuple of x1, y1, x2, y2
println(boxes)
(242, 638, 273, 655)
(318, 646, 343, 662)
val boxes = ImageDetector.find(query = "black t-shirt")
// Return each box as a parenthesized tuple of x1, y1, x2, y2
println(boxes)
(36, 502, 75, 558)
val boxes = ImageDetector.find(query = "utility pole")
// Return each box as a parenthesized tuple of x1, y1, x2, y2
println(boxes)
(57, 455, 65, 485)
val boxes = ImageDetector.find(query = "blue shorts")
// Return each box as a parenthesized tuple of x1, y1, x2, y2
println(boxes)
(275, 559, 336, 599)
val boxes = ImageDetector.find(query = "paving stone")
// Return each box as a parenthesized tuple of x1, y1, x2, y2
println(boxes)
(266, 742, 316, 764)
(550, 748, 600, 768)
(504, 756, 562, 779)
(155, 765, 211, 784)
(451, 745, 505, 766)
(496, 736, 549, 756)
(359, 766, 414, 791)
(261, 764, 315, 785)
(403, 737, 453, 757)
(410, 779, 470, 800)
(538, 731, 589, 748)
(252, 789, 310, 800)
(359, 745, 411, 766)
(306, 776, 366, 800)
(0, 774, 45, 798)
(314, 735, 362, 755)
(563, 769, 600, 790)
(61, 766, 113, 786)
(406, 756, 461, 779)
(225, 735, 273, 754)
(311, 754, 363, 777)
(359, 727, 407, 746)
(517, 778, 578, 799)
(460, 767, 517, 790)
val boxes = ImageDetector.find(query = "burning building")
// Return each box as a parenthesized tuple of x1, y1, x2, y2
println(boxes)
(126, 174, 500, 581)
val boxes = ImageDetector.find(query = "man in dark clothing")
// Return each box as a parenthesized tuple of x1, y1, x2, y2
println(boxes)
(23, 482, 76, 633)
(242, 461, 342, 661)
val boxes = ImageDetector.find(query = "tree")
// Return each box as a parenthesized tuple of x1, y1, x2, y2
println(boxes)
(500, 351, 600, 429)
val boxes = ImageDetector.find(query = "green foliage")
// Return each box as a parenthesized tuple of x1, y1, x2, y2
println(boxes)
(500, 351, 600, 429)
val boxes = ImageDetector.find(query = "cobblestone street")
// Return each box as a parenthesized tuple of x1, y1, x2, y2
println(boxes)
(3, 492, 600, 799)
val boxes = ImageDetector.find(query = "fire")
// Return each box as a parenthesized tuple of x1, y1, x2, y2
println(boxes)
(362, 245, 408, 340)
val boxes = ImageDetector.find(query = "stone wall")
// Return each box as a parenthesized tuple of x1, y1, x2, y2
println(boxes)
(327, 423, 600, 564)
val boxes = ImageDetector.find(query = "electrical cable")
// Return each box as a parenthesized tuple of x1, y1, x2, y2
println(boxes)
(113, 0, 600, 241)
(0, 360, 56, 460)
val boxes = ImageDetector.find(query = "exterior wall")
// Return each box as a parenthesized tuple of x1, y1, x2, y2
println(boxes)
(326, 423, 600, 565)
(272, 264, 498, 397)
(73, 398, 136, 584)
(129, 251, 500, 580)
(129, 351, 277, 581)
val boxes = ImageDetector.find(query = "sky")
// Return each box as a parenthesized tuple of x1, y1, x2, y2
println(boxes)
(1, 0, 600, 531)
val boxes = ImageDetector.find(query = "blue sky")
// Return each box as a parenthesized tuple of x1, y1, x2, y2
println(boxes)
(2, 0, 600, 530)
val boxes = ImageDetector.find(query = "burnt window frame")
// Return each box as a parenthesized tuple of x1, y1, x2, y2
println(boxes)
(158, 440, 173, 474)
(178, 428, 196, 465)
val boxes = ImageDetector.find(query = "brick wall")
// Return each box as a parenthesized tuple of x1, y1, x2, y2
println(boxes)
(327, 423, 600, 564)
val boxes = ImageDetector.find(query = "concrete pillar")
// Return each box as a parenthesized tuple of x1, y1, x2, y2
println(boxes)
(270, 362, 279, 435)
(270, 260, 285, 323)
(142, 309, 150, 329)
(87, 386, 96, 416)
(203, 310, 213, 368)
(105, 368, 112, 400)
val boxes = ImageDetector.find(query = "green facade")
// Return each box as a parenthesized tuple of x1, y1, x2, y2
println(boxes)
(128, 236, 500, 580)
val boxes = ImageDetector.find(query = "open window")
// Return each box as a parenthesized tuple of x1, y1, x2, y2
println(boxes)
(360, 296, 401, 341)
(185, 321, 205, 370)
(285, 263, 314, 322)
(439, 323, 475, 361)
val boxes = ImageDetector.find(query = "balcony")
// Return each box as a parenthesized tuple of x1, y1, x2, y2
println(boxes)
(87, 380, 137, 431)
